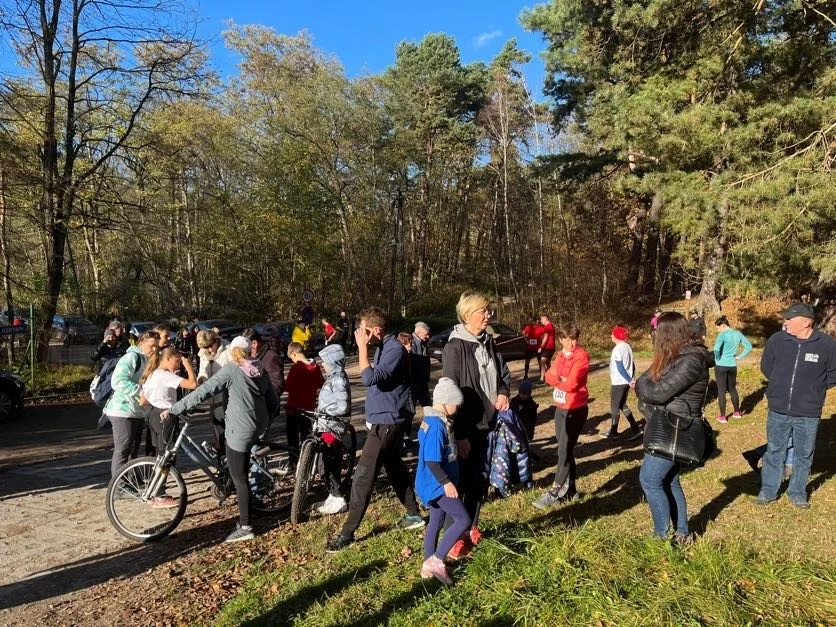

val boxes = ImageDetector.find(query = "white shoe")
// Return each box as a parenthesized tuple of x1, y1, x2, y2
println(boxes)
(317, 494, 348, 514)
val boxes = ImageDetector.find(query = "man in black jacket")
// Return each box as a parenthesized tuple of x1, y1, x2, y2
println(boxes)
(756, 303, 836, 509)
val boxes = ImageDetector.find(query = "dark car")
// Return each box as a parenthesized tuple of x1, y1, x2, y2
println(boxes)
(194, 319, 245, 340)
(51, 315, 100, 345)
(253, 320, 324, 357)
(127, 321, 157, 339)
(427, 323, 528, 362)
(0, 369, 26, 422)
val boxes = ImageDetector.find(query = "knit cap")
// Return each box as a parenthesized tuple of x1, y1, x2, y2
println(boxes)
(612, 326, 628, 341)
(433, 377, 464, 406)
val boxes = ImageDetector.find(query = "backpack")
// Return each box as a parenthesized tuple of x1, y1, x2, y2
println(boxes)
(90, 353, 141, 408)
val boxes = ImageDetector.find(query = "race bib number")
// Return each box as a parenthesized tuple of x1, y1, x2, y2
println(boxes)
(528, 339, 539, 346)
(553, 388, 567, 404)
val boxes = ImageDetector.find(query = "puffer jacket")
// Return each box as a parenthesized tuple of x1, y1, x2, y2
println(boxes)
(317, 344, 351, 418)
(635, 345, 710, 418)
(487, 409, 533, 497)
(104, 346, 148, 418)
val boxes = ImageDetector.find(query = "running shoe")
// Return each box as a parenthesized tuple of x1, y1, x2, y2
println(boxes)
(224, 523, 254, 543)
(420, 555, 453, 585)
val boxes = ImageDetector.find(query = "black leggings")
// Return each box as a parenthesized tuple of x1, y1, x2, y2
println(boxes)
(226, 445, 251, 527)
(552, 406, 588, 493)
(714, 366, 739, 416)
(609, 385, 637, 431)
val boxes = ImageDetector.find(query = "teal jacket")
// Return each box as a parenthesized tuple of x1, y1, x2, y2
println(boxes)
(713, 329, 752, 368)
(104, 346, 148, 418)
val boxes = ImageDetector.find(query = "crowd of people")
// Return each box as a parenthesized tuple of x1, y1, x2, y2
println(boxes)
(93, 295, 835, 584)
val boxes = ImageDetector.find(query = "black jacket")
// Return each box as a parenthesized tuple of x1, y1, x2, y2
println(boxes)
(442, 327, 511, 440)
(636, 345, 710, 418)
(760, 329, 836, 417)
(257, 345, 285, 399)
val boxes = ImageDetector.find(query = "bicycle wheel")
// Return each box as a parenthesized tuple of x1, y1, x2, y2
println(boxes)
(339, 424, 357, 491)
(251, 443, 297, 515)
(290, 439, 317, 524)
(105, 457, 187, 542)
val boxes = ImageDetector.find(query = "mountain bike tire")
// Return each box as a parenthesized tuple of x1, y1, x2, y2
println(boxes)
(290, 439, 317, 524)
(251, 442, 296, 515)
(105, 457, 187, 542)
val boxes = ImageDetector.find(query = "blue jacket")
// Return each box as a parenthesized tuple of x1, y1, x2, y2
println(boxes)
(488, 409, 533, 497)
(761, 329, 836, 417)
(415, 410, 459, 505)
(361, 334, 413, 424)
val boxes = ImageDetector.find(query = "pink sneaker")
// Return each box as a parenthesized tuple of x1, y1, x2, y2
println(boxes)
(151, 495, 179, 508)
(732, 411, 743, 419)
(469, 526, 483, 546)
(420, 555, 453, 585)
(717, 415, 728, 424)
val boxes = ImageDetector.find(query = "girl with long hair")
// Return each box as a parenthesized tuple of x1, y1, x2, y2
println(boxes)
(635, 312, 710, 541)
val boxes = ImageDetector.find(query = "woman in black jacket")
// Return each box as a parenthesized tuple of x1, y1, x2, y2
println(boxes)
(635, 312, 710, 541)
(442, 291, 511, 556)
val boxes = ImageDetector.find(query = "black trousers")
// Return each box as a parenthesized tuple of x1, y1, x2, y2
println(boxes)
(714, 366, 739, 416)
(148, 407, 179, 453)
(458, 429, 490, 527)
(340, 422, 420, 538)
(286, 407, 312, 451)
(552, 406, 588, 493)
(524, 349, 539, 379)
(226, 445, 251, 527)
(609, 385, 637, 431)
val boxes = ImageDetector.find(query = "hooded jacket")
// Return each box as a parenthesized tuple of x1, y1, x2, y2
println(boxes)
(257, 344, 285, 399)
(442, 324, 511, 440)
(197, 338, 231, 422)
(171, 358, 278, 452)
(636, 345, 710, 418)
(545, 346, 590, 410)
(760, 329, 836, 417)
(104, 346, 148, 419)
(317, 344, 351, 418)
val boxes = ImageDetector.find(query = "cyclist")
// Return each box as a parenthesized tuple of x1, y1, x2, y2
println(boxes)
(165, 336, 279, 543)
(313, 343, 352, 515)
(286, 341, 325, 451)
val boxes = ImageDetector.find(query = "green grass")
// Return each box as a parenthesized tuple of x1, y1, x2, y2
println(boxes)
(148, 352, 836, 626)
(27, 363, 94, 395)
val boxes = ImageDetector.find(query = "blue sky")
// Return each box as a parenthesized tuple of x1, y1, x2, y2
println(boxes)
(193, 0, 550, 95)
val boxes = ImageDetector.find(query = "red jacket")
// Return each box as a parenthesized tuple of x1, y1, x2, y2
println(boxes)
(285, 359, 325, 412)
(545, 346, 589, 410)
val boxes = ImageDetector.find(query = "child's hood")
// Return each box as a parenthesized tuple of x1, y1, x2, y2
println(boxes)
(319, 344, 345, 371)
(238, 357, 263, 378)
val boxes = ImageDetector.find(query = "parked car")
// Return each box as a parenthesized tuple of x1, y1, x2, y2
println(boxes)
(194, 319, 245, 340)
(427, 323, 528, 362)
(0, 369, 25, 422)
(127, 321, 157, 339)
(51, 315, 100, 345)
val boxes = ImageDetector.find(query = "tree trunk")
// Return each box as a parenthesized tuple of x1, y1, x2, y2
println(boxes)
(641, 192, 662, 298)
(699, 198, 728, 314)
(0, 166, 15, 366)
(627, 206, 646, 292)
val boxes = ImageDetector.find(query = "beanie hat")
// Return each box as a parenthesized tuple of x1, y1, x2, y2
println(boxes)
(433, 377, 464, 406)
(519, 379, 533, 394)
(230, 336, 252, 353)
(612, 326, 629, 341)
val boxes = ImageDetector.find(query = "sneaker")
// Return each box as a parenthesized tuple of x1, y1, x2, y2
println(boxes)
(599, 429, 618, 439)
(742, 450, 761, 473)
(732, 411, 743, 419)
(151, 495, 179, 509)
(325, 533, 354, 553)
(317, 494, 348, 515)
(447, 538, 472, 560)
(625, 426, 644, 441)
(716, 415, 728, 424)
(533, 488, 562, 510)
(755, 494, 777, 506)
(224, 523, 254, 543)
(789, 498, 810, 510)
(398, 514, 425, 530)
(469, 526, 483, 546)
(420, 555, 453, 585)
(673, 532, 695, 547)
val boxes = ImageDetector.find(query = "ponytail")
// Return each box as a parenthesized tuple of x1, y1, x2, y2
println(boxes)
(140, 349, 162, 384)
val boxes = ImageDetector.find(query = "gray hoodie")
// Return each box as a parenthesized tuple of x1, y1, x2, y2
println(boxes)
(317, 344, 351, 418)
(170, 358, 278, 452)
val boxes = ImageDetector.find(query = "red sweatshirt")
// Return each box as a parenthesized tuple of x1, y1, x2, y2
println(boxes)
(285, 359, 325, 412)
(545, 346, 590, 410)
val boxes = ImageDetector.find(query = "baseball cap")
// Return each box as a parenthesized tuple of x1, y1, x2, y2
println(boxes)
(783, 303, 815, 320)
(230, 336, 252, 352)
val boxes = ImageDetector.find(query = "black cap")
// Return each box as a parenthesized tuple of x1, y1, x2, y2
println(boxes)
(783, 303, 815, 320)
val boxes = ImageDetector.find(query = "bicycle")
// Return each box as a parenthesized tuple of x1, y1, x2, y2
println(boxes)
(290, 409, 357, 524)
(105, 414, 296, 542)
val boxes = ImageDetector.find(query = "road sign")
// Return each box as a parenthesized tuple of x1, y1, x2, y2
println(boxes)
(302, 289, 314, 303)
(0, 325, 27, 336)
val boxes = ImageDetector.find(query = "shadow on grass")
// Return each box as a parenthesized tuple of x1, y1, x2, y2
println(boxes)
(243, 559, 388, 626)
(332, 578, 443, 627)
(739, 384, 767, 415)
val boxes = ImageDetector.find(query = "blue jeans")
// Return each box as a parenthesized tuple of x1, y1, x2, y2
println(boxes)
(754, 438, 794, 468)
(760, 410, 820, 502)
(639, 453, 688, 537)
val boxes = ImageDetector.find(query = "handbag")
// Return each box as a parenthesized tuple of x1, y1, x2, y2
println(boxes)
(643, 407, 713, 466)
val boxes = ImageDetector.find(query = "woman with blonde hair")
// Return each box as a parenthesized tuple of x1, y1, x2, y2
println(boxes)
(166, 336, 279, 543)
(196, 329, 230, 453)
(441, 291, 510, 557)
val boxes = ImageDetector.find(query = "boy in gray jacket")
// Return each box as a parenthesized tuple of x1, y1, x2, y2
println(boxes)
(315, 344, 352, 514)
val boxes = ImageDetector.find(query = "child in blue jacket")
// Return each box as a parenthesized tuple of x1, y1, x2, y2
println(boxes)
(416, 377, 471, 585)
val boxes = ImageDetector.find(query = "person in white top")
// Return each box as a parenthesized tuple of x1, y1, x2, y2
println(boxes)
(602, 326, 642, 440)
(140, 347, 198, 470)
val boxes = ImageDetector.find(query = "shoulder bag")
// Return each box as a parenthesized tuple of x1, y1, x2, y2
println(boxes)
(643, 379, 715, 467)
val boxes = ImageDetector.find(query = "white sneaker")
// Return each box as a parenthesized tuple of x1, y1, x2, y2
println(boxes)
(317, 494, 348, 514)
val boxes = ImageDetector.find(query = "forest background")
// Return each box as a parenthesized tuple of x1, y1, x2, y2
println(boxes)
(0, 0, 834, 361)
